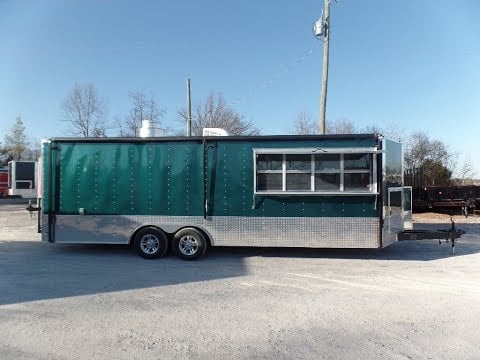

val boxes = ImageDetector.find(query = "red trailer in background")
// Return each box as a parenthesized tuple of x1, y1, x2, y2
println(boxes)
(0, 168, 8, 197)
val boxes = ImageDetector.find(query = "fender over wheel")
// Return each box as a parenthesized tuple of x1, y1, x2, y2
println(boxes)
(173, 228, 208, 260)
(133, 227, 168, 259)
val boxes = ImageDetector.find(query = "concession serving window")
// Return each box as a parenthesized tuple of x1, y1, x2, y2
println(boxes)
(254, 148, 379, 195)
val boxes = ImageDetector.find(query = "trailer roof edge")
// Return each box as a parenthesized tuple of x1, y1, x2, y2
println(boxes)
(47, 133, 381, 143)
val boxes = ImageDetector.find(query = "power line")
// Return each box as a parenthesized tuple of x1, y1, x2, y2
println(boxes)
(229, 43, 321, 107)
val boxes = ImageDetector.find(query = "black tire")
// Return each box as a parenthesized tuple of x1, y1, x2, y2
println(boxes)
(173, 228, 208, 260)
(133, 227, 168, 259)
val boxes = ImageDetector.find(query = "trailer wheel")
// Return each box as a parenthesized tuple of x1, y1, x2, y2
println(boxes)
(133, 227, 168, 259)
(173, 228, 208, 260)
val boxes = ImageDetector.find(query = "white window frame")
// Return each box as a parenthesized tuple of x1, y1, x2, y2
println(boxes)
(253, 148, 380, 196)
(255, 153, 284, 192)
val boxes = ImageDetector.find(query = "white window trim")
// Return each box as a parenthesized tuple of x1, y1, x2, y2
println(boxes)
(254, 147, 382, 155)
(254, 149, 379, 196)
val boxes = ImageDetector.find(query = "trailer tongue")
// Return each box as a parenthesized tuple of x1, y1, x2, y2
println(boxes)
(398, 220, 465, 254)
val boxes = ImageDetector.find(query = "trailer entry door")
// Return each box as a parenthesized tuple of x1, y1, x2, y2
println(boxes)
(387, 187, 413, 235)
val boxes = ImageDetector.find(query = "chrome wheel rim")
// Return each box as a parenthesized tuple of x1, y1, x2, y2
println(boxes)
(179, 235, 198, 256)
(140, 234, 160, 254)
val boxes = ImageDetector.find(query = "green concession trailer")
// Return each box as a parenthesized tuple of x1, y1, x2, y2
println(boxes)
(39, 134, 412, 260)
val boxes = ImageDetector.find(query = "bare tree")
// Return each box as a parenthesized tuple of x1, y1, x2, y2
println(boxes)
(23, 138, 41, 161)
(290, 112, 318, 135)
(405, 132, 430, 171)
(326, 118, 356, 134)
(291, 114, 358, 135)
(404, 131, 455, 186)
(123, 90, 165, 137)
(290, 114, 409, 140)
(455, 156, 476, 184)
(112, 115, 128, 137)
(62, 83, 107, 137)
(362, 124, 405, 142)
(177, 92, 259, 136)
(4, 116, 30, 161)
(404, 132, 453, 171)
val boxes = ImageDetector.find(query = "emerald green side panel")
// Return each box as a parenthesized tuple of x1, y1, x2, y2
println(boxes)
(206, 139, 379, 218)
(205, 141, 252, 216)
(52, 136, 380, 218)
(57, 142, 203, 215)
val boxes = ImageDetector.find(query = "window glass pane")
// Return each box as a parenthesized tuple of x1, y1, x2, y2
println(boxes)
(315, 154, 340, 171)
(15, 162, 35, 188)
(344, 154, 370, 170)
(344, 173, 370, 191)
(403, 188, 412, 211)
(16, 181, 31, 189)
(257, 154, 282, 171)
(389, 191, 402, 207)
(286, 173, 311, 191)
(315, 174, 340, 191)
(389, 191, 402, 216)
(257, 173, 282, 191)
(286, 154, 310, 171)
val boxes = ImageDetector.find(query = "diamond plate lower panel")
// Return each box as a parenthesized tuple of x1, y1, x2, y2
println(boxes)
(208, 216, 380, 248)
(51, 215, 380, 248)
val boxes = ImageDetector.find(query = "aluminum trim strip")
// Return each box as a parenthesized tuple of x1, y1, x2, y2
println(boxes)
(254, 147, 382, 154)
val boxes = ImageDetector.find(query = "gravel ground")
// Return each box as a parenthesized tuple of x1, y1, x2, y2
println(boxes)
(1, 204, 479, 360)
(414, 212, 480, 224)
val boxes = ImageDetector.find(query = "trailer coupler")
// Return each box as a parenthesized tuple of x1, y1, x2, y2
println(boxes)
(26, 200, 39, 215)
(397, 219, 465, 255)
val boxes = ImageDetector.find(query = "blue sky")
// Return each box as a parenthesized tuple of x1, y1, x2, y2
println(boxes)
(0, 0, 479, 175)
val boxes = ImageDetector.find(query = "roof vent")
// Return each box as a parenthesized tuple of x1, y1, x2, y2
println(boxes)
(202, 128, 230, 136)
(139, 120, 162, 137)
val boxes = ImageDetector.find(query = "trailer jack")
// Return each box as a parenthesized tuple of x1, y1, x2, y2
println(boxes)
(26, 200, 39, 215)
(397, 219, 465, 255)
(26, 200, 42, 233)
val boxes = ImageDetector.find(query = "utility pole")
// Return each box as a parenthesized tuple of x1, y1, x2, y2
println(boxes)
(314, 0, 330, 135)
(186, 78, 192, 137)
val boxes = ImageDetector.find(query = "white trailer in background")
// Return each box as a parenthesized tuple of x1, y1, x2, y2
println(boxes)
(8, 160, 38, 198)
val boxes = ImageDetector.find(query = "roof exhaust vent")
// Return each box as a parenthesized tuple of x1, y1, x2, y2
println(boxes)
(139, 120, 162, 137)
(202, 128, 230, 136)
